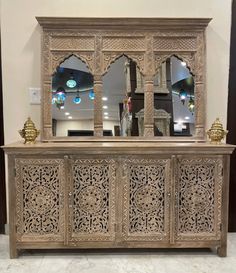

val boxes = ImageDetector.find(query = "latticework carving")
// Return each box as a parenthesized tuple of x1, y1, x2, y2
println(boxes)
(153, 37, 197, 52)
(69, 159, 116, 241)
(15, 159, 64, 242)
(175, 157, 223, 240)
(51, 37, 95, 51)
(103, 37, 145, 51)
(122, 159, 170, 241)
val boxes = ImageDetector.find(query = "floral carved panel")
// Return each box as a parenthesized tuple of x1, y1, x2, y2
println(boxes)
(122, 158, 170, 241)
(175, 157, 223, 241)
(68, 159, 116, 242)
(15, 159, 65, 242)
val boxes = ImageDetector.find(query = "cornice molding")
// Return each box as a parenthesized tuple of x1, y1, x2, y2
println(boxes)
(36, 17, 212, 31)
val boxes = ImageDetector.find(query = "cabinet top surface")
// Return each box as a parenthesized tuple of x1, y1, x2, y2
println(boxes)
(2, 141, 235, 155)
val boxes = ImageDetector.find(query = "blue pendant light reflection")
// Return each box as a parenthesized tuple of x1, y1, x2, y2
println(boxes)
(66, 72, 77, 88)
(73, 95, 81, 104)
(66, 79, 77, 88)
(89, 89, 95, 100)
(56, 87, 66, 102)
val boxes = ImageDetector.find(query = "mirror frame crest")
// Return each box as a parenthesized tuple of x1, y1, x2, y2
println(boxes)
(36, 17, 211, 142)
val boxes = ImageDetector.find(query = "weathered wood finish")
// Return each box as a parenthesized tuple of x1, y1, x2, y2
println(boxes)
(36, 17, 211, 141)
(3, 142, 234, 258)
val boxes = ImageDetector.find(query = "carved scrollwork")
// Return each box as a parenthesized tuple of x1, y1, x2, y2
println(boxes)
(175, 157, 222, 240)
(69, 159, 116, 242)
(154, 52, 196, 75)
(50, 52, 94, 75)
(102, 52, 145, 75)
(15, 159, 65, 242)
(122, 158, 170, 241)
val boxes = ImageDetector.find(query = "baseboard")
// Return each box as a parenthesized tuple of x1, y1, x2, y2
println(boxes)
(0, 223, 8, 234)
(0, 224, 4, 234)
(4, 224, 9, 235)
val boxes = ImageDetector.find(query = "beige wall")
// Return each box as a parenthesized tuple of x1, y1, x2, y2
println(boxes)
(1, 0, 232, 144)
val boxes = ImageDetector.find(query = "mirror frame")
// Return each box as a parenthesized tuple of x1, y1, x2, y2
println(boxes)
(36, 17, 211, 142)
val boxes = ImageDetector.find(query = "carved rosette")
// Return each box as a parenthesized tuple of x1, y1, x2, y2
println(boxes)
(15, 159, 65, 242)
(175, 157, 222, 241)
(122, 158, 170, 241)
(68, 159, 116, 242)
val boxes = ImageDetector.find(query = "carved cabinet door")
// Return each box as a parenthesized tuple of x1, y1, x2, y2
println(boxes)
(68, 158, 116, 244)
(121, 157, 171, 242)
(175, 156, 223, 241)
(15, 158, 65, 243)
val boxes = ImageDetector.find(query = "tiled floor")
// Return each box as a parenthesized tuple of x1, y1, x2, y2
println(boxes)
(1, 234, 236, 273)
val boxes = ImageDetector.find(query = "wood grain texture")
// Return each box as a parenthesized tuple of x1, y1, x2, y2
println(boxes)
(36, 17, 211, 141)
(3, 142, 234, 258)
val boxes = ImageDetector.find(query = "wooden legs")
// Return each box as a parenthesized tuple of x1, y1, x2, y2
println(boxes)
(9, 245, 18, 259)
(217, 245, 227, 257)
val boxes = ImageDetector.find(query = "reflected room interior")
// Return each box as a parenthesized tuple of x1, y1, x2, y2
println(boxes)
(51, 55, 194, 137)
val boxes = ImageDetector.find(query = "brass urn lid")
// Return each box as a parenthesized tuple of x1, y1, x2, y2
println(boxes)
(209, 118, 224, 131)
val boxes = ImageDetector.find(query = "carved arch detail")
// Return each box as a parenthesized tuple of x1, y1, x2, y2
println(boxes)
(154, 53, 196, 76)
(102, 52, 145, 76)
(37, 17, 210, 141)
(50, 52, 94, 76)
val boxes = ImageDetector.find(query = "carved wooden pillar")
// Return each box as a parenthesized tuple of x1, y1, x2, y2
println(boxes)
(194, 33, 206, 140)
(93, 35, 103, 137)
(143, 34, 155, 137)
(42, 32, 53, 140)
(42, 75, 53, 140)
(144, 76, 154, 137)
(194, 77, 205, 139)
(93, 75, 103, 137)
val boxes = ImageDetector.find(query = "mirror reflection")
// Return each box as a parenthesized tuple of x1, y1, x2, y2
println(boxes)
(51, 55, 194, 138)
(102, 56, 144, 136)
(135, 56, 195, 137)
(52, 56, 94, 137)
(170, 56, 195, 136)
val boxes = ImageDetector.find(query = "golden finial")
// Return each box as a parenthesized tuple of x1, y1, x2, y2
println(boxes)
(19, 117, 40, 144)
(207, 118, 228, 144)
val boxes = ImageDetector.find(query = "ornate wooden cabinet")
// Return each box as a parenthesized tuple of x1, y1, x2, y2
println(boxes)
(3, 17, 235, 259)
(3, 142, 234, 258)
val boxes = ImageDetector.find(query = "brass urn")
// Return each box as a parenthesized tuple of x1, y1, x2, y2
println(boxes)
(207, 118, 228, 144)
(19, 117, 40, 144)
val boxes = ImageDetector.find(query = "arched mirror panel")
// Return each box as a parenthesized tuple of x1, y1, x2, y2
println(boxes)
(102, 55, 144, 137)
(37, 17, 210, 141)
(51, 56, 94, 137)
(134, 56, 194, 137)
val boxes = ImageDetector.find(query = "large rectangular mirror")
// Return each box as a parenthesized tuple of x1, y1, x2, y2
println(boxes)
(37, 17, 211, 141)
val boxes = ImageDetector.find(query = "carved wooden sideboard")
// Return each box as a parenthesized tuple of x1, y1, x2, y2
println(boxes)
(3, 142, 234, 258)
